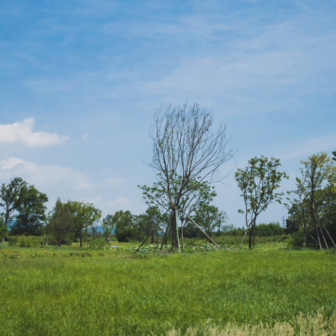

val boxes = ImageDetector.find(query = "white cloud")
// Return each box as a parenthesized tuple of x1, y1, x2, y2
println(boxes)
(0, 157, 90, 190)
(0, 118, 68, 147)
(82, 134, 88, 139)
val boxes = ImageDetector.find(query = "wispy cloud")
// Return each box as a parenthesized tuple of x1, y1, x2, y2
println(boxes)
(278, 133, 336, 161)
(0, 157, 90, 190)
(0, 119, 68, 147)
(108, 197, 130, 210)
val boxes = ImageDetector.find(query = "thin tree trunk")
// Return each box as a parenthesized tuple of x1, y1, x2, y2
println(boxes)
(312, 210, 322, 250)
(161, 224, 168, 250)
(302, 230, 307, 247)
(150, 229, 155, 244)
(171, 208, 177, 249)
(46, 232, 48, 246)
(249, 229, 252, 249)
(310, 176, 322, 249)
(80, 235, 83, 248)
(181, 220, 184, 248)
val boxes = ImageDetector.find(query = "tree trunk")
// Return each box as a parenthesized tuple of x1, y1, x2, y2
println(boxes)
(80, 235, 83, 248)
(310, 172, 322, 250)
(302, 226, 307, 247)
(46, 232, 48, 246)
(161, 225, 168, 249)
(311, 203, 322, 250)
(171, 209, 178, 249)
(249, 227, 255, 249)
(180, 220, 184, 248)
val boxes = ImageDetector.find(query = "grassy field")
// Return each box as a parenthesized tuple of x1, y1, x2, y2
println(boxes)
(1, 246, 336, 335)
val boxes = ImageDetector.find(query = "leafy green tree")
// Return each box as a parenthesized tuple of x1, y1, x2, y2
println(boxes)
(298, 152, 335, 249)
(194, 204, 227, 241)
(68, 201, 101, 247)
(0, 178, 26, 233)
(285, 178, 313, 246)
(48, 199, 74, 247)
(0, 215, 8, 240)
(11, 184, 48, 236)
(146, 103, 233, 248)
(133, 213, 149, 243)
(144, 206, 162, 244)
(235, 156, 288, 249)
(332, 151, 336, 162)
(113, 210, 134, 242)
(102, 214, 114, 242)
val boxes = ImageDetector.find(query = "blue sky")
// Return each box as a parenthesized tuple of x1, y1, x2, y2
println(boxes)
(0, 0, 335, 227)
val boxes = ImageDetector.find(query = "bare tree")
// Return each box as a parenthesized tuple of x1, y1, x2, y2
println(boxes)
(148, 103, 233, 248)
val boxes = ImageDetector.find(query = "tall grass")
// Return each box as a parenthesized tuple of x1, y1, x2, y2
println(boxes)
(0, 249, 335, 335)
(184, 235, 284, 246)
(166, 310, 336, 335)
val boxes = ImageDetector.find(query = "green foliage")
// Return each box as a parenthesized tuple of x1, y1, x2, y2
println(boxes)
(286, 152, 336, 248)
(235, 156, 288, 248)
(221, 222, 284, 237)
(253, 222, 284, 236)
(114, 210, 134, 242)
(0, 177, 26, 227)
(47, 198, 74, 246)
(15, 235, 41, 247)
(0, 214, 7, 238)
(89, 238, 106, 249)
(101, 214, 114, 241)
(7, 236, 17, 246)
(194, 204, 227, 239)
(67, 201, 102, 247)
(10, 184, 48, 236)
(0, 249, 336, 335)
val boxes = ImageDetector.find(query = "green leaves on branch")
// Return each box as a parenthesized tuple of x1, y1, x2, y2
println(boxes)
(235, 156, 288, 231)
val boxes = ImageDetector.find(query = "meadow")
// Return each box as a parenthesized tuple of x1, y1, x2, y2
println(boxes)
(1, 244, 336, 335)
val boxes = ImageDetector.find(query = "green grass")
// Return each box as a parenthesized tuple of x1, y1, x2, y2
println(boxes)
(1, 247, 336, 335)
(184, 235, 285, 246)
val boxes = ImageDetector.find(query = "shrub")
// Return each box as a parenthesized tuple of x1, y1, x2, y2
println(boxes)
(17, 235, 41, 247)
(7, 236, 18, 246)
(116, 226, 134, 242)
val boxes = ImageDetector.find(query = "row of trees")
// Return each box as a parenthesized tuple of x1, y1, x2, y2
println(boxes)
(0, 178, 229, 247)
(1, 103, 334, 250)
(136, 103, 336, 250)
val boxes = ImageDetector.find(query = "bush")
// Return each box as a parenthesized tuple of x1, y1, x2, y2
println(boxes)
(116, 226, 134, 242)
(7, 236, 18, 246)
(17, 235, 41, 247)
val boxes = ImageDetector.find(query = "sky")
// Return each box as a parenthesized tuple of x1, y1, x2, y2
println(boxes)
(0, 0, 335, 227)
